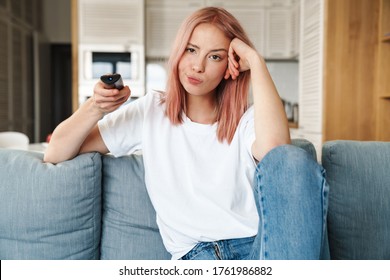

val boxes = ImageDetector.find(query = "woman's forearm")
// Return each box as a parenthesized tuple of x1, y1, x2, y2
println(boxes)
(250, 55, 291, 161)
(43, 98, 104, 163)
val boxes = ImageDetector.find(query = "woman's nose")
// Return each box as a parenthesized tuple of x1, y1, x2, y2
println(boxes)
(192, 58, 205, 73)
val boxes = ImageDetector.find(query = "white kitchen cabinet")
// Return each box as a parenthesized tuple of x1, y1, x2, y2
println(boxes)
(208, 0, 268, 7)
(207, 0, 267, 55)
(211, 0, 299, 58)
(266, 0, 298, 7)
(264, 6, 299, 59)
(146, 0, 300, 59)
(78, 0, 144, 45)
(145, 0, 202, 58)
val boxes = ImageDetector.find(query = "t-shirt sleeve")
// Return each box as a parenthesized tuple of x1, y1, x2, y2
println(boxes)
(98, 97, 145, 157)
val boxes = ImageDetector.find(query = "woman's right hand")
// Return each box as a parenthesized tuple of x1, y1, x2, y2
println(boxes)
(92, 81, 131, 115)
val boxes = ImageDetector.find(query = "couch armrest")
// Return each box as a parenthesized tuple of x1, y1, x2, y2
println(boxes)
(322, 140, 390, 259)
(292, 138, 317, 160)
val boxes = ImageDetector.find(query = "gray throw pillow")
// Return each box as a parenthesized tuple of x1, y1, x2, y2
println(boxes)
(0, 149, 102, 259)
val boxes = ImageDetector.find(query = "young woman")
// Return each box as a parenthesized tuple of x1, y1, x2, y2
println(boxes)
(44, 7, 328, 260)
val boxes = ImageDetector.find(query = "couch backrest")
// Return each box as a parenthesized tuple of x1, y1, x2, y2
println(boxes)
(100, 153, 171, 259)
(322, 140, 390, 260)
(0, 139, 318, 260)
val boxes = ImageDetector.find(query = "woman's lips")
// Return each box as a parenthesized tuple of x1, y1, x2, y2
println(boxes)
(187, 76, 202, 85)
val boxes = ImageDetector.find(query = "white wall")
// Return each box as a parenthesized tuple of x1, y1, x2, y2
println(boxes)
(42, 0, 71, 43)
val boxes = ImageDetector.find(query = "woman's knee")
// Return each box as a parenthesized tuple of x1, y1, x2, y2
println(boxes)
(254, 144, 326, 196)
(261, 144, 317, 169)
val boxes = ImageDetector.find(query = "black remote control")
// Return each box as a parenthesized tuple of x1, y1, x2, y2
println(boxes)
(100, 74, 124, 90)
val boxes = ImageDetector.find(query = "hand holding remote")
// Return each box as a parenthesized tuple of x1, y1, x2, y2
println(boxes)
(100, 73, 124, 90)
(93, 73, 130, 114)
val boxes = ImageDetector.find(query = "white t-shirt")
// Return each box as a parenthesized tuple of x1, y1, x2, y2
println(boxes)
(98, 91, 259, 259)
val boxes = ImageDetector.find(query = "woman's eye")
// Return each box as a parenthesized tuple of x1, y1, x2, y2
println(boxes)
(186, 47, 196, 53)
(210, 54, 221, 61)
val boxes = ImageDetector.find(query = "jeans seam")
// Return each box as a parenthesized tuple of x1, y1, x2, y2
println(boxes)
(320, 167, 329, 257)
(213, 243, 222, 260)
(255, 172, 268, 260)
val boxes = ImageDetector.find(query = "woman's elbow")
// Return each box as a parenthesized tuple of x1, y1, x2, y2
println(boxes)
(43, 153, 65, 164)
(43, 153, 59, 164)
(43, 146, 76, 164)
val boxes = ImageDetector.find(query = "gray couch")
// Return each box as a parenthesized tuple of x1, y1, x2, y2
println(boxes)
(0, 139, 389, 260)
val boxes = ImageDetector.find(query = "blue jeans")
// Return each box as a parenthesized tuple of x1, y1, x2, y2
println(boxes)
(180, 145, 329, 260)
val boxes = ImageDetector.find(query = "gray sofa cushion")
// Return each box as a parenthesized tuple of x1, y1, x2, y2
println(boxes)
(291, 138, 317, 160)
(0, 149, 102, 259)
(101, 153, 170, 259)
(322, 141, 390, 259)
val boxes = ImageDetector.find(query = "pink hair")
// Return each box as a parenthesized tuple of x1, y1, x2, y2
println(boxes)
(163, 7, 254, 144)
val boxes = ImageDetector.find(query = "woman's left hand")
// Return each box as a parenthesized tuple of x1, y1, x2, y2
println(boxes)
(224, 38, 261, 80)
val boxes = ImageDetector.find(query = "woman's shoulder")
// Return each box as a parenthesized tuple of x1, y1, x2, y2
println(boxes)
(124, 90, 165, 107)
(130, 90, 167, 116)
(142, 89, 166, 103)
(146, 90, 167, 109)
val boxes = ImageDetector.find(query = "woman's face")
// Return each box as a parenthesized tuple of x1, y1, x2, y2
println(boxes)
(178, 23, 230, 97)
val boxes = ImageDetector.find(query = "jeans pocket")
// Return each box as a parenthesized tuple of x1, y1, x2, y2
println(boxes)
(180, 242, 216, 260)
